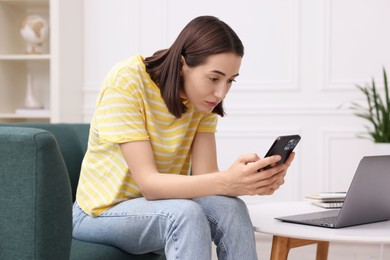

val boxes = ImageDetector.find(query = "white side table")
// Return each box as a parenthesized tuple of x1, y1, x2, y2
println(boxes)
(248, 201, 390, 260)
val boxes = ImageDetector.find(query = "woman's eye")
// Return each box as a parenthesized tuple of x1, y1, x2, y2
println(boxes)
(228, 79, 236, 83)
(209, 77, 219, 82)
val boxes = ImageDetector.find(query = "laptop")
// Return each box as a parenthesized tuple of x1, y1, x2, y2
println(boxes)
(276, 155, 390, 228)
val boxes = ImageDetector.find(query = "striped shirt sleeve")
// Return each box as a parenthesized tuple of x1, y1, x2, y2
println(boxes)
(95, 86, 149, 144)
(197, 112, 218, 133)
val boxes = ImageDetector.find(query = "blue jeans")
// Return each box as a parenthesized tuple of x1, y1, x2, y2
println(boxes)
(72, 196, 258, 260)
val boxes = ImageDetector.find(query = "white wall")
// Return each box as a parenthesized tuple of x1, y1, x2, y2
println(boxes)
(82, 0, 390, 259)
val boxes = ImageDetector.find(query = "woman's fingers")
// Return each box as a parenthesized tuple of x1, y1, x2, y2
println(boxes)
(238, 153, 261, 164)
(226, 152, 294, 196)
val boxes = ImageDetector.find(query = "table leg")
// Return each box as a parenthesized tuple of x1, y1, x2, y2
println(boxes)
(270, 236, 290, 260)
(270, 235, 329, 260)
(316, 241, 329, 260)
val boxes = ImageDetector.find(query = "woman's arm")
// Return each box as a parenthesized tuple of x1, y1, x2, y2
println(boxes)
(190, 132, 219, 175)
(190, 132, 295, 196)
(120, 139, 227, 200)
(120, 134, 293, 200)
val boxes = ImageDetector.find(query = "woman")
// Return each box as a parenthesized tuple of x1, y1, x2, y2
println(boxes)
(72, 15, 295, 260)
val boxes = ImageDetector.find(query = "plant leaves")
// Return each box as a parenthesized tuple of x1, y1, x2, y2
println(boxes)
(350, 68, 390, 142)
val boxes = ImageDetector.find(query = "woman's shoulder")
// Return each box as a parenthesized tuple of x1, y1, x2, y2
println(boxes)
(104, 55, 152, 89)
(110, 55, 146, 76)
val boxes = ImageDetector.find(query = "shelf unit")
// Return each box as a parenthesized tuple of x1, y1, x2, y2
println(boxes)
(0, 0, 83, 122)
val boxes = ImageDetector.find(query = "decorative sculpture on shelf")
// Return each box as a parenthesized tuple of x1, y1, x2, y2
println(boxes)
(24, 73, 43, 109)
(19, 15, 48, 54)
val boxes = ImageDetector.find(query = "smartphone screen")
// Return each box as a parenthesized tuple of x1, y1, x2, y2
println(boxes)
(260, 135, 301, 171)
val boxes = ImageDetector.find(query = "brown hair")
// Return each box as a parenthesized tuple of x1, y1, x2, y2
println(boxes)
(144, 16, 244, 118)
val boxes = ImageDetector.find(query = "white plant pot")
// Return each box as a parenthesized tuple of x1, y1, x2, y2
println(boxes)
(372, 143, 390, 156)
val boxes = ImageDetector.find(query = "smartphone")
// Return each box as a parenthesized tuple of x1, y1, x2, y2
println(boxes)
(259, 134, 301, 171)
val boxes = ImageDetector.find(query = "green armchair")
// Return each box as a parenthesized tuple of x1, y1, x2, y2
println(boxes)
(0, 123, 165, 260)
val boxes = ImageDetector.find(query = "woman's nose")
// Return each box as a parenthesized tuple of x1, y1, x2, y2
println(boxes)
(214, 83, 229, 99)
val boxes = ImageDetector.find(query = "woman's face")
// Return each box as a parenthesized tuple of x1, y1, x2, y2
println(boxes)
(180, 52, 242, 113)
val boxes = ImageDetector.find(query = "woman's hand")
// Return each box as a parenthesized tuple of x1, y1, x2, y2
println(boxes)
(221, 152, 295, 196)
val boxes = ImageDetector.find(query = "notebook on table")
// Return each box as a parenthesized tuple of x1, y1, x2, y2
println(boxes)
(305, 192, 347, 209)
(276, 155, 390, 228)
(311, 200, 343, 209)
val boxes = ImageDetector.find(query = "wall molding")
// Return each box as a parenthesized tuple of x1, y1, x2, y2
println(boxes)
(224, 104, 352, 116)
(239, 0, 301, 92)
(216, 127, 302, 138)
(320, 128, 371, 191)
(322, 0, 353, 91)
(321, 0, 387, 91)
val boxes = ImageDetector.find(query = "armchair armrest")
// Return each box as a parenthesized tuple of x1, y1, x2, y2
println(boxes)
(0, 127, 72, 260)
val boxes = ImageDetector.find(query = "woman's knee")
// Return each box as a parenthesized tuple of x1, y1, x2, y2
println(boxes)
(195, 196, 248, 215)
(167, 199, 209, 225)
(162, 199, 211, 244)
(221, 196, 249, 215)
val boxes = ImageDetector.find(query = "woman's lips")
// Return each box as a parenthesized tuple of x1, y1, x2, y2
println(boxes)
(205, 101, 218, 107)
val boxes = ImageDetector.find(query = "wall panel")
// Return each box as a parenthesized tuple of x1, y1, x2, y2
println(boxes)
(323, 0, 390, 90)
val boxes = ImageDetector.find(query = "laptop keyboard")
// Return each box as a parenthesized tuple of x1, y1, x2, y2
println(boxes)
(305, 216, 338, 227)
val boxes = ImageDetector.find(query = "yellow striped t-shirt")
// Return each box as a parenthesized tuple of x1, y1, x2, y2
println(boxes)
(76, 55, 218, 216)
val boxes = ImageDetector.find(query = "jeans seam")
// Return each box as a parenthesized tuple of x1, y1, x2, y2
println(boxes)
(100, 211, 181, 258)
(100, 211, 174, 219)
(206, 214, 227, 257)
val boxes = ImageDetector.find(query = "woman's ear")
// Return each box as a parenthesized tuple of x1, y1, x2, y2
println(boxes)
(180, 55, 186, 76)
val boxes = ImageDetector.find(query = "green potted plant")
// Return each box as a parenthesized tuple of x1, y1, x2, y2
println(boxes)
(349, 68, 390, 154)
